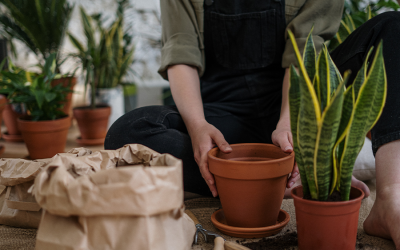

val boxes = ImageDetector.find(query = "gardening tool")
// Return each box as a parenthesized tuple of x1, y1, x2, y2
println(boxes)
(185, 210, 252, 250)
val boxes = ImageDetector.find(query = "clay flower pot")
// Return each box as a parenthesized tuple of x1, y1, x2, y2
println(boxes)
(51, 77, 77, 117)
(208, 143, 294, 228)
(291, 186, 364, 250)
(2, 103, 25, 142)
(18, 116, 71, 159)
(73, 105, 111, 145)
(0, 95, 7, 137)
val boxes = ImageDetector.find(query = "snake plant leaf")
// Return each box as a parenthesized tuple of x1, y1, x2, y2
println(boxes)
(288, 30, 321, 199)
(353, 47, 373, 101)
(331, 79, 352, 193)
(336, 20, 352, 44)
(289, 65, 309, 196)
(316, 47, 330, 112)
(315, 79, 345, 200)
(326, 47, 341, 97)
(303, 28, 316, 84)
(340, 42, 387, 200)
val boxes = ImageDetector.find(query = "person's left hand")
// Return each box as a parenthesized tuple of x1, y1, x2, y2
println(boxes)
(271, 122, 300, 188)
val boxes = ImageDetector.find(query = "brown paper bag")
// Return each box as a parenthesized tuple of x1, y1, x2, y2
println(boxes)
(34, 144, 196, 250)
(0, 158, 50, 228)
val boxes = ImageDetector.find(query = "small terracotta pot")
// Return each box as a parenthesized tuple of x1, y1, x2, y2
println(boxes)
(0, 95, 7, 137)
(51, 77, 76, 117)
(208, 143, 294, 228)
(2, 103, 24, 136)
(291, 186, 364, 250)
(18, 116, 71, 159)
(73, 105, 111, 143)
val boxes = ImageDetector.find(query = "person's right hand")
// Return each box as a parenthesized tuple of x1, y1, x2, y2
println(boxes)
(188, 120, 232, 197)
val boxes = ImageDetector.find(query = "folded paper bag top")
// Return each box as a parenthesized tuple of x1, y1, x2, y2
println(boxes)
(33, 144, 184, 217)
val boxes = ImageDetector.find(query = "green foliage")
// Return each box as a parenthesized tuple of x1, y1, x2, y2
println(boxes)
(0, 0, 74, 72)
(68, 0, 135, 109)
(0, 54, 71, 121)
(288, 29, 387, 201)
(329, 0, 399, 51)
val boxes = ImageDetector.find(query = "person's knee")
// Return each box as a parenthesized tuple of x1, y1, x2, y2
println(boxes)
(104, 106, 171, 150)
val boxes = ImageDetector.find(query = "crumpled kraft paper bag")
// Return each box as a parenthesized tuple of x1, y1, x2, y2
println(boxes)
(0, 158, 51, 228)
(34, 144, 196, 250)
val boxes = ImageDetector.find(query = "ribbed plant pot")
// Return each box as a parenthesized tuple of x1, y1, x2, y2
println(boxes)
(18, 116, 71, 159)
(51, 77, 77, 117)
(73, 105, 111, 145)
(208, 143, 294, 228)
(291, 186, 364, 250)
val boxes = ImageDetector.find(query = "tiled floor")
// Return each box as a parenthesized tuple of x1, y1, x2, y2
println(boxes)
(0, 121, 104, 159)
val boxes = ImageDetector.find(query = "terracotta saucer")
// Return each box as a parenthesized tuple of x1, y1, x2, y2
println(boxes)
(2, 132, 24, 142)
(76, 137, 104, 146)
(211, 209, 290, 238)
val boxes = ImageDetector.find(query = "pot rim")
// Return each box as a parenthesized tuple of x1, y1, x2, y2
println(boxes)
(208, 143, 294, 165)
(291, 185, 365, 206)
(17, 115, 71, 124)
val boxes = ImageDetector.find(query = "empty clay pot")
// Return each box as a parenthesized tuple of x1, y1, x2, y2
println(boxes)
(291, 186, 364, 250)
(2, 103, 24, 138)
(208, 143, 294, 228)
(73, 105, 111, 144)
(0, 95, 7, 137)
(18, 116, 71, 159)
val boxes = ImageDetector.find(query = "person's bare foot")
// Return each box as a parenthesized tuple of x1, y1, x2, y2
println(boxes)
(284, 175, 370, 199)
(364, 184, 400, 249)
(351, 175, 370, 197)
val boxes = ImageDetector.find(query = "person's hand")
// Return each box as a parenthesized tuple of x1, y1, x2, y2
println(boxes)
(271, 121, 300, 188)
(188, 120, 232, 197)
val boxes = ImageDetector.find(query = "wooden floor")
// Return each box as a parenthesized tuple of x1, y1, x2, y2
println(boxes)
(0, 121, 104, 159)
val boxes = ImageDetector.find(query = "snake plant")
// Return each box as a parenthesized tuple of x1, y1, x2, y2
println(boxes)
(288, 29, 387, 201)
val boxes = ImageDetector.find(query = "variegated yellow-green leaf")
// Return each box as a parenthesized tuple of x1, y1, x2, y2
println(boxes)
(303, 28, 316, 84)
(340, 42, 387, 200)
(289, 65, 309, 196)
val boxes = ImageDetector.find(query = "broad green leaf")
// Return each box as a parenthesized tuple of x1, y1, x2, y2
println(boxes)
(289, 65, 309, 196)
(340, 42, 387, 200)
(315, 79, 345, 200)
(44, 92, 56, 102)
(33, 89, 45, 109)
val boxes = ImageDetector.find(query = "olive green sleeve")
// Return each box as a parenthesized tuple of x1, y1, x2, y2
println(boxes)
(282, 0, 345, 68)
(158, 0, 204, 80)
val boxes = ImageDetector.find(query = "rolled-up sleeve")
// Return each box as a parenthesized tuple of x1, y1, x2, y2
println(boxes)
(282, 0, 344, 68)
(158, 0, 204, 80)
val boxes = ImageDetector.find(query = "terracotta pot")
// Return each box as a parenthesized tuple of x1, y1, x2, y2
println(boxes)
(291, 186, 364, 250)
(208, 143, 294, 228)
(18, 116, 71, 159)
(3, 104, 22, 135)
(0, 95, 7, 137)
(51, 77, 77, 117)
(73, 105, 111, 144)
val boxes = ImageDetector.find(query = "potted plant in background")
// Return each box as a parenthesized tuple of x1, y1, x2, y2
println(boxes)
(288, 29, 386, 249)
(0, 54, 72, 159)
(0, 0, 76, 117)
(68, 0, 135, 145)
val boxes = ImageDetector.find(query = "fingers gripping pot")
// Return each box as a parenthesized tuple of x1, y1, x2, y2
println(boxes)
(33, 144, 196, 250)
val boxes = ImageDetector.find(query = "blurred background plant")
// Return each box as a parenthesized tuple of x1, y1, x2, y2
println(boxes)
(0, 0, 74, 73)
(68, 0, 135, 109)
(0, 53, 71, 121)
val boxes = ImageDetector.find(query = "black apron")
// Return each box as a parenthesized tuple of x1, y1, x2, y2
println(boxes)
(201, 0, 286, 124)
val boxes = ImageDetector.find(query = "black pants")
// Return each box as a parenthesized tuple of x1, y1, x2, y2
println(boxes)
(105, 12, 400, 196)
(330, 11, 400, 155)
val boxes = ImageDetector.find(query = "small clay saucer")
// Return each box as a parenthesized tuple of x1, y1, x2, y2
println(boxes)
(211, 209, 290, 238)
(76, 137, 104, 146)
(2, 132, 24, 142)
